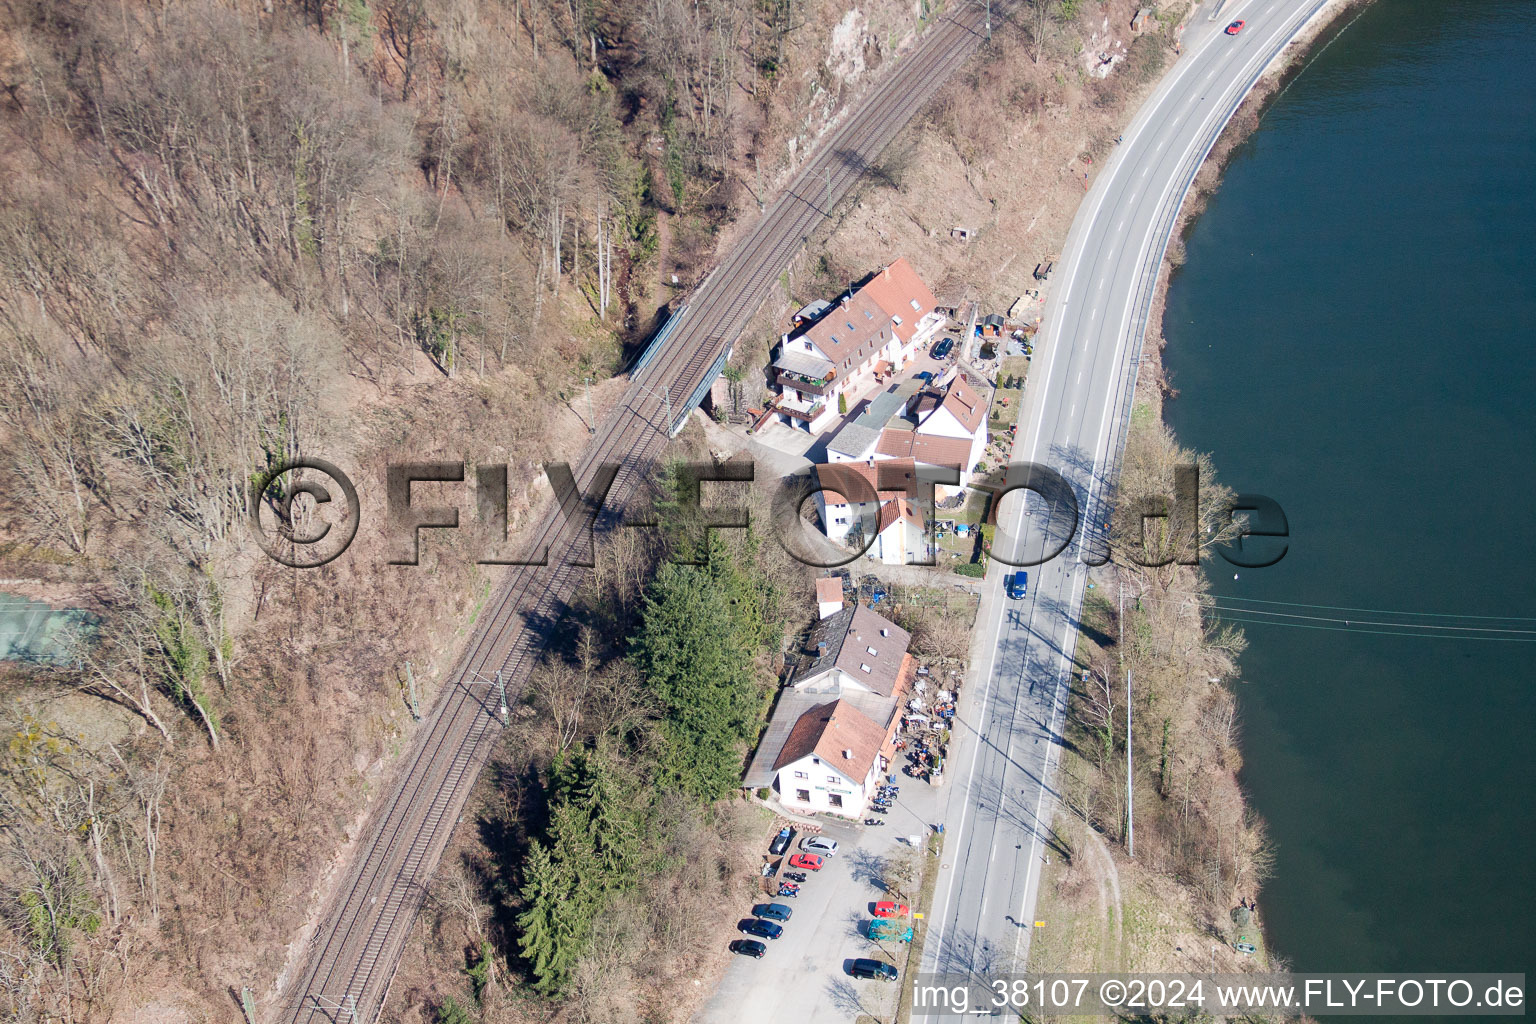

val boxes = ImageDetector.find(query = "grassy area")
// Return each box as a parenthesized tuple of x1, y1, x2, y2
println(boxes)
(999, 355, 1032, 387)
(895, 835, 945, 1024)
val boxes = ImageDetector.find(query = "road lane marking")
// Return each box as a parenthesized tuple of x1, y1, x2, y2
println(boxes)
(929, 3, 1285, 976)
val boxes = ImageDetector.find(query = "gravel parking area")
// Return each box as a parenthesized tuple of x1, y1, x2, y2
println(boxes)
(694, 780, 950, 1024)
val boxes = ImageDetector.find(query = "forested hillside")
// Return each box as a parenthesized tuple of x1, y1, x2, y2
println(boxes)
(0, 0, 929, 1017)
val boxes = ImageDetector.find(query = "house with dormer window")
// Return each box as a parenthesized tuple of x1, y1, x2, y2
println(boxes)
(770, 258, 945, 432)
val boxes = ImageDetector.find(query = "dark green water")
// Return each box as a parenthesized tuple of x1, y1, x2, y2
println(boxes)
(1162, 0, 1536, 982)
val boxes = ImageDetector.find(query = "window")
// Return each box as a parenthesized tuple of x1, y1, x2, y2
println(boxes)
(864, 309, 874, 319)
(892, 314, 903, 326)
(793, 770, 809, 779)
(860, 663, 872, 673)
(827, 776, 840, 784)
(866, 646, 877, 655)
(829, 794, 844, 808)
(911, 298, 923, 311)
(846, 322, 855, 331)
(796, 789, 811, 802)
(836, 517, 847, 525)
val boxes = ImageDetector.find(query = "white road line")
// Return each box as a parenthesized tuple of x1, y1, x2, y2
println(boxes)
(928, 0, 1313, 979)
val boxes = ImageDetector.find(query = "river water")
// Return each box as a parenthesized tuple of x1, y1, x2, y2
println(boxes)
(1161, 0, 1536, 982)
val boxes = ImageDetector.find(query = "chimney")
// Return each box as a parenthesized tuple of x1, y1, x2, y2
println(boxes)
(842, 749, 853, 759)
(817, 641, 828, 657)
(883, 264, 890, 279)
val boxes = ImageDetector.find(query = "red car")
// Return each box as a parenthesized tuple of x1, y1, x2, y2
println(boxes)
(872, 901, 911, 919)
(787, 853, 823, 871)
(1225, 19, 1245, 35)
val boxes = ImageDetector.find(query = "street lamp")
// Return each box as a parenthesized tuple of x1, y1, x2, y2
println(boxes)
(632, 380, 674, 438)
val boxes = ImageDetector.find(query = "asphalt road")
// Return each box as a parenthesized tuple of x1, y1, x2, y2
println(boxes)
(920, 0, 1332, 1012)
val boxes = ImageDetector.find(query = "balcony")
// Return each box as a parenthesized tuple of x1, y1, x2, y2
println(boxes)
(775, 367, 834, 394)
(777, 393, 827, 421)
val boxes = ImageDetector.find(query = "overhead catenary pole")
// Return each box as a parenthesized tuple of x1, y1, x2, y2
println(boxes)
(584, 376, 595, 434)
(406, 661, 420, 721)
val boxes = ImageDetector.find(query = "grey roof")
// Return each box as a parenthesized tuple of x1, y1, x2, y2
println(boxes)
(827, 422, 880, 459)
(774, 349, 834, 378)
(791, 605, 911, 698)
(795, 299, 832, 322)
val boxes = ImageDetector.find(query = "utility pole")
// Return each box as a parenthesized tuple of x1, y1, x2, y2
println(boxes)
(583, 376, 595, 434)
(495, 670, 508, 721)
(240, 987, 257, 1024)
(1126, 669, 1134, 858)
(635, 381, 674, 437)
(755, 155, 765, 213)
(985, 0, 992, 40)
(825, 166, 832, 214)
(405, 661, 420, 721)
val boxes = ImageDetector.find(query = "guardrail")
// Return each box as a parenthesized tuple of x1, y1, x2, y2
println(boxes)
(629, 304, 690, 375)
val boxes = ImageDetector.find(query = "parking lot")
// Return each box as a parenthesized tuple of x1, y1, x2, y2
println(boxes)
(694, 779, 949, 1024)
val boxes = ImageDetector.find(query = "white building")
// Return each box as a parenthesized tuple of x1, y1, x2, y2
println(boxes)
(771, 258, 945, 432)
(772, 700, 889, 815)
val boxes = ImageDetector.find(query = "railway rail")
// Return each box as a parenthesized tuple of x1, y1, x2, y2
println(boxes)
(275, 5, 1000, 1020)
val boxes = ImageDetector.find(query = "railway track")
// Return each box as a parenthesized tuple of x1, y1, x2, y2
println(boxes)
(274, 6, 999, 1021)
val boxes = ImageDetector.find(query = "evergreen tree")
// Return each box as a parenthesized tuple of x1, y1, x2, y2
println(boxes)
(629, 537, 771, 800)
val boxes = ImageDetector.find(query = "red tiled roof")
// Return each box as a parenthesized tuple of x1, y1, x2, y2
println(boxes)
(815, 459, 919, 503)
(774, 699, 889, 782)
(875, 429, 974, 472)
(939, 377, 987, 435)
(815, 577, 844, 605)
(801, 258, 938, 370)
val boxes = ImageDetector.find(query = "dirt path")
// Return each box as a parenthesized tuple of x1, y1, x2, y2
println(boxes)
(1083, 825, 1124, 962)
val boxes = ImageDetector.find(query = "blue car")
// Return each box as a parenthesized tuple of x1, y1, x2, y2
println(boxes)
(739, 918, 783, 940)
(915, 370, 934, 383)
(1006, 572, 1028, 600)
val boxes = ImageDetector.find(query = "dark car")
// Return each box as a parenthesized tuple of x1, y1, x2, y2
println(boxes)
(849, 958, 899, 981)
(729, 939, 767, 959)
(1225, 19, 1245, 34)
(739, 918, 783, 940)
(769, 826, 795, 856)
(752, 902, 794, 922)
(915, 369, 935, 383)
(1006, 571, 1029, 600)
(931, 337, 954, 360)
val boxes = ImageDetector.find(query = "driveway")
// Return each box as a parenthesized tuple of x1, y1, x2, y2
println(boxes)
(694, 782, 950, 1024)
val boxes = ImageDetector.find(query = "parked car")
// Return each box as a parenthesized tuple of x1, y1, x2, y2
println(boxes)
(872, 901, 910, 918)
(867, 919, 914, 943)
(800, 836, 839, 856)
(1225, 19, 1245, 34)
(849, 958, 899, 981)
(769, 826, 795, 855)
(739, 918, 784, 940)
(1006, 571, 1029, 600)
(931, 337, 954, 360)
(753, 903, 793, 922)
(787, 853, 823, 871)
(729, 939, 767, 959)
(915, 370, 934, 383)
